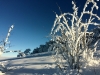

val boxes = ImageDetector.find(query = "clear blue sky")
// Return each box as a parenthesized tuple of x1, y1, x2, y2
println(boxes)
(0, 0, 100, 57)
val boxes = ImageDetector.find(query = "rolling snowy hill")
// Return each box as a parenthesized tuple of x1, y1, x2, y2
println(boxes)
(0, 52, 100, 75)
(0, 52, 57, 75)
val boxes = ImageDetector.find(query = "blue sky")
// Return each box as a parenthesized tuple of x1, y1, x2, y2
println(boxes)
(0, 0, 100, 57)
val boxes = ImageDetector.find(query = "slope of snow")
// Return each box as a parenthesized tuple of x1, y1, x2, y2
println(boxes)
(0, 52, 57, 75)
(0, 52, 100, 75)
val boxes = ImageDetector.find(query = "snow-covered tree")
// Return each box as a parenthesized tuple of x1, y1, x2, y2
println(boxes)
(17, 52, 26, 57)
(24, 48, 31, 55)
(49, 0, 100, 74)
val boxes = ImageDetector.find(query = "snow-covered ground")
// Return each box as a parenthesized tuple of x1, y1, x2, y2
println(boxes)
(0, 52, 57, 75)
(0, 52, 100, 75)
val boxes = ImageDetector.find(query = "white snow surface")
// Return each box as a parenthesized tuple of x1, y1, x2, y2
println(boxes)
(0, 52, 57, 75)
(0, 52, 100, 75)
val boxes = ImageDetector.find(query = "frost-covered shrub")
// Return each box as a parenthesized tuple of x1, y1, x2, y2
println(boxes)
(49, 0, 100, 74)
(0, 25, 14, 55)
(0, 25, 14, 73)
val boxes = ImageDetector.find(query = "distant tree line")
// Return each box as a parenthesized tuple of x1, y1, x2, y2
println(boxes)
(23, 26, 100, 56)
(17, 40, 55, 57)
(31, 40, 54, 54)
(17, 27, 100, 57)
